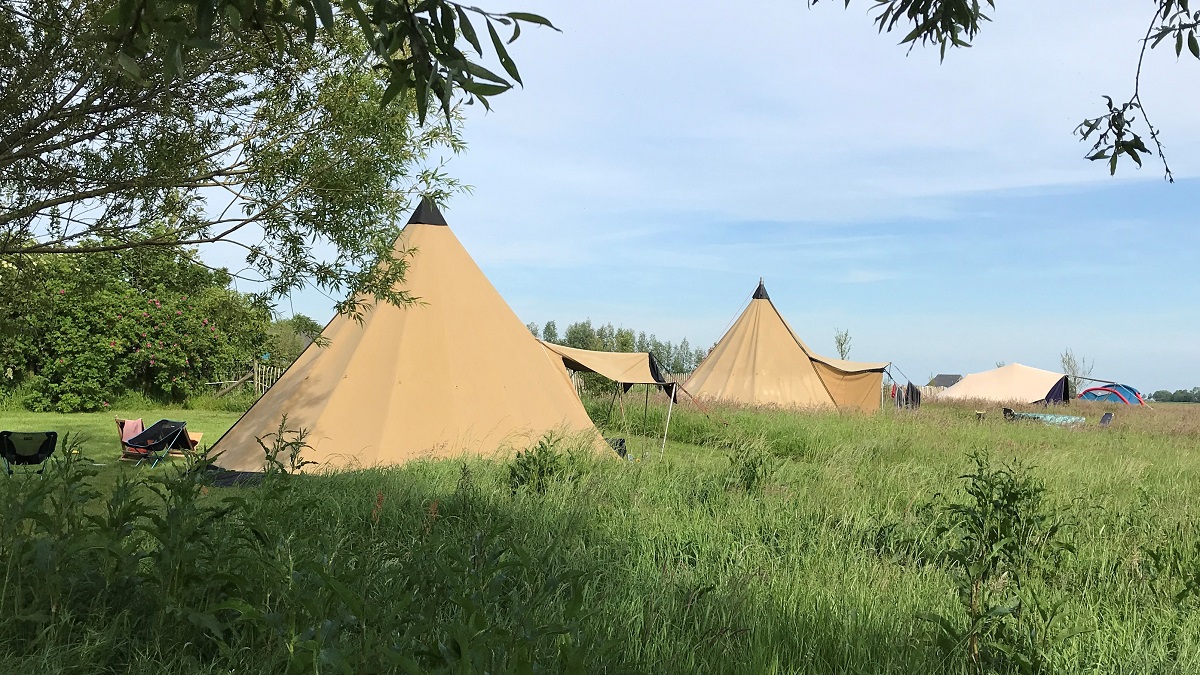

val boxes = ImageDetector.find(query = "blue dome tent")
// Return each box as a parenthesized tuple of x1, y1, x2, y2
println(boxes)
(1078, 383, 1145, 406)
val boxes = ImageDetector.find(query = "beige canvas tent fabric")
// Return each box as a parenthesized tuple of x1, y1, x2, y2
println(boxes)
(211, 200, 601, 472)
(812, 362, 886, 412)
(937, 363, 1068, 404)
(684, 281, 889, 412)
(539, 341, 663, 385)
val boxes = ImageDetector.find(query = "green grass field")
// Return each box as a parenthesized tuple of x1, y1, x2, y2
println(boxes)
(2, 398, 1199, 673)
(0, 408, 243, 463)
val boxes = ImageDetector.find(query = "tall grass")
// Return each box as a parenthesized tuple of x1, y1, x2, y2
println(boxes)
(1, 399, 1199, 673)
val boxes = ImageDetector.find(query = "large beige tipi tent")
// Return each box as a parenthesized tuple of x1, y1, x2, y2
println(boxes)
(684, 280, 890, 412)
(936, 363, 1069, 405)
(211, 199, 600, 472)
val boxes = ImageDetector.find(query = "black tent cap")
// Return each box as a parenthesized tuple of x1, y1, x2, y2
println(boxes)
(407, 196, 448, 225)
(752, 277, 769, 300)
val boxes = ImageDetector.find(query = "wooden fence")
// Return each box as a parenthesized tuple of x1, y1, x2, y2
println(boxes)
(206, 362, 286, 397)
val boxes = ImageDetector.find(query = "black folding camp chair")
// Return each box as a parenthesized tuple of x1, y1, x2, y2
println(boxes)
(123, 420, 190, 467)
(0, 431, 58, 476)
(1098, 412, 1114, 428)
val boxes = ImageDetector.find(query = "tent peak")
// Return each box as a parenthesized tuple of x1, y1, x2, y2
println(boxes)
(752, 278, 770, 300)
(406, 196, 448, 226)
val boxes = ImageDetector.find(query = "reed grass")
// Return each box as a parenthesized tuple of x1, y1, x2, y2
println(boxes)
(1, 398, 1197, 673)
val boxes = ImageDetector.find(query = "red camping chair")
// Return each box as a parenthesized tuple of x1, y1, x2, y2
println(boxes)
(116, 418, 144, 459)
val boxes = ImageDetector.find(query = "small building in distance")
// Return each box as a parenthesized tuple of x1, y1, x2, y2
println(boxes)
(928, 374, 963, 388)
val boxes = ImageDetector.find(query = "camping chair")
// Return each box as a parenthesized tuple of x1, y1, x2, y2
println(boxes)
(0, 431, 58, 476)
(1098, 412, 1114, 428)
(120, 418, 202, 456)
(123, 420, 190, 467)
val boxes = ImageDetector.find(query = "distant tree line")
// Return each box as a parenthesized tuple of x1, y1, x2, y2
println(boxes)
(1151, 389, 1200, 403)
(526, 320, 707, 375)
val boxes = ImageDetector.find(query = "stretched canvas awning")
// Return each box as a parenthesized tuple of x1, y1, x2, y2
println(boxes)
(539, 341, 674, 397)
(937, 363, 1069, 405)
(209, 198, 603, 472)
(539, 340, 681, 455)
(685, 279, 890, 412)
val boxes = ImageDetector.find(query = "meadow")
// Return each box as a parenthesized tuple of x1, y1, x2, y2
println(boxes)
(1, 396, 1199, 673)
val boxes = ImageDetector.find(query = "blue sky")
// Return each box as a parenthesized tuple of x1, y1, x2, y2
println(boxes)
(245, 1, 1200, 391)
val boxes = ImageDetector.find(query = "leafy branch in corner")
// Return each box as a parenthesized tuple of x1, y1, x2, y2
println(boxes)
(99, 0, 559, 125)
(1075, 1, 1200, 182)
(814, 1, 1199, 181)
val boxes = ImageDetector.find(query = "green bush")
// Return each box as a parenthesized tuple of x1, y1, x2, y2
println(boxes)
(508, 433, 566, 495)
(0, 247, 270, 412)
(722, 432, 779, 494)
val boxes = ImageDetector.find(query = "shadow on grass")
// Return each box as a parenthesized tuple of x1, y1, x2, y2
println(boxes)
(0, 452, 952, 675)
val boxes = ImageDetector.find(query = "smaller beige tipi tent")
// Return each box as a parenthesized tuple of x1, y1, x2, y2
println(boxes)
(936, 363, 1069, 405)
(210, 199, 601, 472)
(685, 280, 889, 412)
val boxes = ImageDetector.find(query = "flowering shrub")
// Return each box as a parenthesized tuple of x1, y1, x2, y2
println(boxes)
(2, 246, 270, 412)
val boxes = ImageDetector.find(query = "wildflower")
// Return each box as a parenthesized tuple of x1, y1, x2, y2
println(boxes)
(109, 341, 116, 347)
(202, 319, 208, 325)
(150, 360, 155, 366)
(371, 491, 385, 524)
(176, 310, 182, 315)
(102, 402, 109, 407)
(423, 499, 439, 535)
(116, 315, 122, 319)
(59, 289, 65, 294)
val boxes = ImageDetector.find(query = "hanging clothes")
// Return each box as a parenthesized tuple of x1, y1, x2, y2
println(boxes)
(905, 382, 921, 409)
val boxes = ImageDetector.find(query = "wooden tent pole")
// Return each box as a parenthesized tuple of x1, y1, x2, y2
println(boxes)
(643, 385, 650, 433)
(660, 388, 675, 458)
